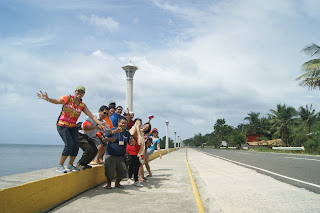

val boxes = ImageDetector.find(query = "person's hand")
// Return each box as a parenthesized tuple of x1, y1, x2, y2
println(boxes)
(114, 127, 123, 133)
(125, 108, 129, 114)
(98, 122, 107, 130)
(37, 91, 49, 101)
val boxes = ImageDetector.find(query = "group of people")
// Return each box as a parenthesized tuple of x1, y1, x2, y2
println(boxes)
(37, 86, 162, 188)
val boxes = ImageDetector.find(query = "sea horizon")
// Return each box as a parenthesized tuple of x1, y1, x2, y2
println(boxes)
(0, 144, 83, 177)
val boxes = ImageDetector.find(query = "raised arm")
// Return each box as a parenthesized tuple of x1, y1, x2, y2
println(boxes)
(157, 141, 162, 159)
(82, 104, 107, 130)
(37, 91, 65, 104)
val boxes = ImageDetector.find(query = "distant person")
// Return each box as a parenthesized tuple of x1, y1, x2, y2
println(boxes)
(144, 128, 162, 177)
(109, 101, 116, 109)
(37, 86, 107, 173)
(110, 106, 124, 127)
(104, 117, 135, 189)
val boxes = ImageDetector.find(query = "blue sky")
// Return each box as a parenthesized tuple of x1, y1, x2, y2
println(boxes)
(1, 0, 320, 145)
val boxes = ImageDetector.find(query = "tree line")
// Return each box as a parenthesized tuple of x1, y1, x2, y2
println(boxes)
(183, 43, 320, 154)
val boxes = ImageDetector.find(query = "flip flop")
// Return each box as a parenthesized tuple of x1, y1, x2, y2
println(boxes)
(104, 185, 112, 189)
(146, 175, 152, 177)
(115, 184, 124, 188)
(90, 161, 98, 165)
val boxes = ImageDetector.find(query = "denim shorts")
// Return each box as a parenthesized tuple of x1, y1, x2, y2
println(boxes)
(147, 148, 154, 157)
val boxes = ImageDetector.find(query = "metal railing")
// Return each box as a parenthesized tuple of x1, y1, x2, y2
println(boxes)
(272, 146, 305, 153)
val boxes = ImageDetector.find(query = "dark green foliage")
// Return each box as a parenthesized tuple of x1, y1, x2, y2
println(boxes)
(182, 103, 320, 154)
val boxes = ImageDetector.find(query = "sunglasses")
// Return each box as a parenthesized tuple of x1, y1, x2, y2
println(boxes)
(103, 112, 108, 115)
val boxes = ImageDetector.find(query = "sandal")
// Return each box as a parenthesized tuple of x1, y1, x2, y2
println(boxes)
(115, 184, 124, 188)
(104, 185, 112, 189)
(146, 174, 152, 177)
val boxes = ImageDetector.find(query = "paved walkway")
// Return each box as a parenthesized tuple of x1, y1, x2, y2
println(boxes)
(48, 148, 198, 213)
(187, 148, 320, 213)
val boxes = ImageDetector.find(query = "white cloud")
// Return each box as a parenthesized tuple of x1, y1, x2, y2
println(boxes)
(2, 0, 320, 144)
(79, 14, 120, 32)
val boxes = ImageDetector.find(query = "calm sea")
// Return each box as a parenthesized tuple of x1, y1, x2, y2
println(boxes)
(0, 144, 83, 177)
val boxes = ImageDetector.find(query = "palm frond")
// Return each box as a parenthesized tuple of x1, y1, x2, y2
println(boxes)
(301, 43, 320, 57)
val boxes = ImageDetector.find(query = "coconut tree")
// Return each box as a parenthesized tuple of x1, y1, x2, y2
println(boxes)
(298, 104, 318, 132)
(244, 112, 261, 134)
(296, 43, 320, 89)
(268, 104, 298, 146)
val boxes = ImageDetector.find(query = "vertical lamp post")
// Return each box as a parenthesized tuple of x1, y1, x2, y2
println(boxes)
(122, 61, 138, 111)
(165, 120, 169, 153)
(174, 131, 177, 149)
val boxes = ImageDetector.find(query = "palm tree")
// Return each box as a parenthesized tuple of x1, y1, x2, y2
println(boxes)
(298, 104, 318, 132)
(296, 43, 320, 89)
(244, 112, 261, 134)
(268, 104, 298, 146)
(213, 119, 226, 143)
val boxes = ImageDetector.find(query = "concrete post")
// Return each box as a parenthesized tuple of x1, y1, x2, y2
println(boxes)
(165, 120, 169, 153)
(122, 61, 138, 111)
(174, 131, 176, 149)
(178, 136, 180, 148)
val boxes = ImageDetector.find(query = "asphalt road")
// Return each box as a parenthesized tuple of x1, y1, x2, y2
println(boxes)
(196, 148, 320, 194)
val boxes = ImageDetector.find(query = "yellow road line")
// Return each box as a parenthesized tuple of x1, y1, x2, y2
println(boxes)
(185, 148, 205, 213)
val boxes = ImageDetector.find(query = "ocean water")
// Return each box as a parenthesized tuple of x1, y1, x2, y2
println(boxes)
(0, 144, 83, 177)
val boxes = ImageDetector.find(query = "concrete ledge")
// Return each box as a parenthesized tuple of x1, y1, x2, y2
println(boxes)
(0, 148, 178, 213)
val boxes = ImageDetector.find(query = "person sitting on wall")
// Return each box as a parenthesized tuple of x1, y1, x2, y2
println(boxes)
(77, 105, 113, 168)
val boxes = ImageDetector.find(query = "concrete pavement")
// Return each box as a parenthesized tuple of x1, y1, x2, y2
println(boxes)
(48, 148, 198, 213)
(187, 148, 320, 213)
(3, 147, 319, 213)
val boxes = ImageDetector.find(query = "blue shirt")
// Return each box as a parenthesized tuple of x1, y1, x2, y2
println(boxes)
(110, 114, 124, 127)
(105, 128, 131, 156)
(149, 137, 160, 151)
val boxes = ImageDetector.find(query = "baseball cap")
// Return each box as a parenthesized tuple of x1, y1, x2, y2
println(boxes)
(152, 128, 158, 132)
(75, 86, 85, 92)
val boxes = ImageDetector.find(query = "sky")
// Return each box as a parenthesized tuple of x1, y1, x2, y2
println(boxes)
(1, 0, 320, 145)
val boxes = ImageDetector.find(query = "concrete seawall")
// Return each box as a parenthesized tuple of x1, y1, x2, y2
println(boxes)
(0, 149, 174, 213)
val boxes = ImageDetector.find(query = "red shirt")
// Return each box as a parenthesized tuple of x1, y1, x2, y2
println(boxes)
(126, 136, 140, 155)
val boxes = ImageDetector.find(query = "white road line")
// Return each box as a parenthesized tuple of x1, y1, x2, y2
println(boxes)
(285, 157, 320, 162)
(201, 151, 320, 189)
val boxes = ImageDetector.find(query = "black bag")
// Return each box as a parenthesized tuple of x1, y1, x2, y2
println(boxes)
(124, 153, 132, 166)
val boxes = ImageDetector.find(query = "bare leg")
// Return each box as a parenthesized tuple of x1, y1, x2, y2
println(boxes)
(91, 143, 103, 163)
(59, 155, 68, 165)
(106, 178, 112, 188)
(145, 156, 152, 177)
(97, 146, 106, 162)
(68, 156, 76, 165)
(115, 177, 123, 187)
(139, 164, 145, 181)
